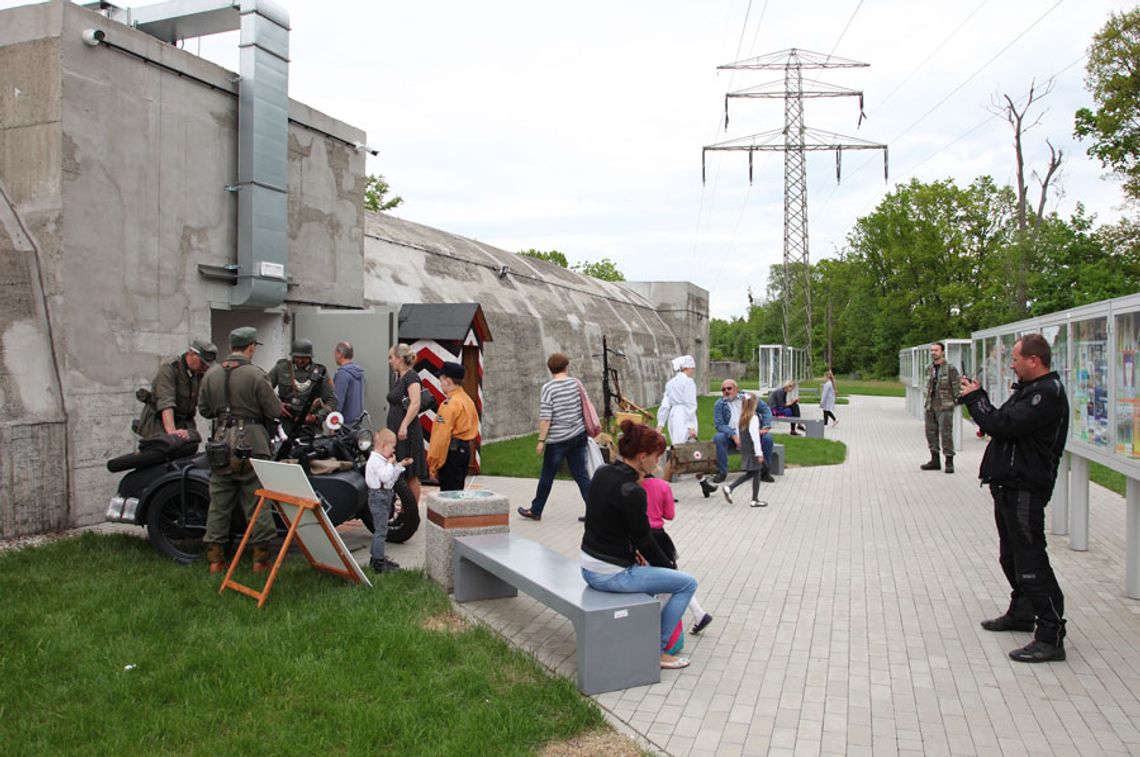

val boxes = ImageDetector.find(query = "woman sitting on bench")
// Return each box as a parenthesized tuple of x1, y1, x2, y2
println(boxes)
(580, 420, 699, 670)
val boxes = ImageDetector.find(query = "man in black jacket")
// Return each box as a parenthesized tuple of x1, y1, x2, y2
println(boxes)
(958, 333, 1069, 662)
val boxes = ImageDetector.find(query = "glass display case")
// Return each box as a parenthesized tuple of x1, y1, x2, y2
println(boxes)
(757, 345, 784, 391)
(1116, 311, 1140, 460)
(1072, 316, 1109, 449)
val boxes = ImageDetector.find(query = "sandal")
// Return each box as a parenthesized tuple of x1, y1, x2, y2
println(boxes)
(660, 655, 691, 669)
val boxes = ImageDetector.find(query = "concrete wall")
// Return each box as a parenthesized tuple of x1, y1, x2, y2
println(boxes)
(363, 213, 709, 440)
(618, 280, 710, 390)
(0, 0, 366, 532)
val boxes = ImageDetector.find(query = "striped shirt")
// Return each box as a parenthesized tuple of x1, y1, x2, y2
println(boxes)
(540, 378, 585, 443)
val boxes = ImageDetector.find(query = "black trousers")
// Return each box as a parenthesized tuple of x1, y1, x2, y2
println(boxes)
(438, 440, 472, 491)
(992, 484, 1066, 645)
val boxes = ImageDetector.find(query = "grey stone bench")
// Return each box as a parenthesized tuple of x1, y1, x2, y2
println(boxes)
(727, 441, 785, 475)
(453, 532, 661, 695)
(771, 415, 825, 439)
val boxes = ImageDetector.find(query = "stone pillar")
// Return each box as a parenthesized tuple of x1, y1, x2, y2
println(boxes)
(424, 489, 509, 592)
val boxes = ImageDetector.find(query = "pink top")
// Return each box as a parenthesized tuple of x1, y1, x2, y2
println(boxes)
(641, 477, 675, 529)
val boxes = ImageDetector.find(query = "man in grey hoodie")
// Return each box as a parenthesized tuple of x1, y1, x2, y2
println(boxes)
(333, 341, 366, 425)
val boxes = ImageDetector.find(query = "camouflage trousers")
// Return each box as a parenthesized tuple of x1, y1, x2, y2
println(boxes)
(925, 408, 955, 455)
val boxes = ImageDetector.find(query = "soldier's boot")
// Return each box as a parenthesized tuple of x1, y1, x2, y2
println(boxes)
(920, 451, 941, 471)
(944, 455, 954, 474)
(207, 544, 227, 574)
(252, 545, 272, 573)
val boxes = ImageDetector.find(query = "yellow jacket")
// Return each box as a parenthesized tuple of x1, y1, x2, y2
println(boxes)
(427, 386, 479, 475)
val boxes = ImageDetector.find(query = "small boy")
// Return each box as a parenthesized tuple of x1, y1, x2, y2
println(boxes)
(366, 428, 413, 574)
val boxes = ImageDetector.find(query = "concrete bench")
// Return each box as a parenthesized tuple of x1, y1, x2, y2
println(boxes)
(727, 441, 785, 475)
(453, 532, 661, 694)
(771, 415, 825, 439)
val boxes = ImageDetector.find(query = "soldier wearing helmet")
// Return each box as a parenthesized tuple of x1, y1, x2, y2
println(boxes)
(267, 337, 338, 436)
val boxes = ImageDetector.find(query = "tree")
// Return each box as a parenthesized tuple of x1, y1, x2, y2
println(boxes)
(363, 174, 403, 212)
(1074, 8, 1140, 200)
(572, 258, 626, 282)
(518, 249, 569, 267)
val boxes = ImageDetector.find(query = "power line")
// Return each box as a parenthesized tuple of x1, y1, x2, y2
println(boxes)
(826, 0, 866, 61)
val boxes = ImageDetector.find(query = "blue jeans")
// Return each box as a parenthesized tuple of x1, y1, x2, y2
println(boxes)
(714, 431, 773, 476)
(530, 432, 591, 516)
(581, 565, 698, 652)
(368, 488, 393, 562)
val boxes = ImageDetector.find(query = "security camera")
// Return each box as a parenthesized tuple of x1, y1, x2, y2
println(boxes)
(82, 28, 106, 47)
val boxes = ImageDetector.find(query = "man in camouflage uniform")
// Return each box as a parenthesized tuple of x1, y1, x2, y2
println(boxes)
(199, 327, 283, 574)
(267, 338, 337, 437)
(135, 339, 217, 439)
(921, 341, 961, 473)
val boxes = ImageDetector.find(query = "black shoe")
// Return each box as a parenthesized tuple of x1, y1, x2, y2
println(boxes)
(980, 615, 1035, 632)
(691, 613, 713, 634)
(944, 457, 954, 474)
(789, 430, 799, 436)
(712, 473, 726, 484)
(920, 459, 941, 471)
(517, 507, 541, 521)
(1009, 639, 1065, 663)
(371, 557, 400, 574)
(760, 468, 776, 483)
(699, 479, 716, 498)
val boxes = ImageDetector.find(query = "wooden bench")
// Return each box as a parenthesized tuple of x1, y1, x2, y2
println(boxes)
(771, 415, 825, 439)
(727, 441, 785, 475)
(452, 533, 661, 694)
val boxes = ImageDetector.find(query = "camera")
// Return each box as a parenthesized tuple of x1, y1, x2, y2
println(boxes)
(82, 28, 106, 47)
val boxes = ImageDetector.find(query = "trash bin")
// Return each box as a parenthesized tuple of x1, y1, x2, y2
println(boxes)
(425, 489, 509, 592)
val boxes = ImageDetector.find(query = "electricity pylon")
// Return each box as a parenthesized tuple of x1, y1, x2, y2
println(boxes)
(703, 48, 888, 371)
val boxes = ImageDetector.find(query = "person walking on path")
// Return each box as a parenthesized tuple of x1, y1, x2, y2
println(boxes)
(820, 370, 839, 427)
(921, 342, 960, 472)
(720, 393, 768, 507)
(580, 420, 698, 670)
(706, 380, 774, 497)
(959, 333, 1069, 663)
(642, 475, 714, 634)
(517, 353, 592, 522)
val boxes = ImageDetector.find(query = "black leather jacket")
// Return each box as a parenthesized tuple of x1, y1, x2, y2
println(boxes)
(959, 371, 1069, 494)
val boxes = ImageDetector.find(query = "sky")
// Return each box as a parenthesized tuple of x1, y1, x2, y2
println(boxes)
(5, 0, 1136, 319)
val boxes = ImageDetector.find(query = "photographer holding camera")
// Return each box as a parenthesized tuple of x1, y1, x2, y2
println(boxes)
(199, 327, 283, 575)
(268, 338, 337, 437)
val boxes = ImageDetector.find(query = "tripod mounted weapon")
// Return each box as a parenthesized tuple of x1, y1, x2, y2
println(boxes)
(600, 335, 653, 428)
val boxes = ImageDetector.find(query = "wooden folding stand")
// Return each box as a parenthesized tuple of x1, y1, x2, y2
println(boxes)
(219, 488, 364, 608)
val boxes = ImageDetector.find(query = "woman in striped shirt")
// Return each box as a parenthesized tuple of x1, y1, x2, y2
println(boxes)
(517, 353, 593, 521)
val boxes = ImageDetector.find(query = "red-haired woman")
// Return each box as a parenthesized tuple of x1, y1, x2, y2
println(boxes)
(580, 420, 699, 669)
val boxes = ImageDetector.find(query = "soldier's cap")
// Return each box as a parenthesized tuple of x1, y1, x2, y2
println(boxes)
(229, 326, 263, 349)
(189, 339, 218, 363)
(440, 361, 465, 381)
(291, 338, 314, 357)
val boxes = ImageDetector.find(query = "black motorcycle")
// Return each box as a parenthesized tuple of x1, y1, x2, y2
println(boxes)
(107, 409, 421, 564)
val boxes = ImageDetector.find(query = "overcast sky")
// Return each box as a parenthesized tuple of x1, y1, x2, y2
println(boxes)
(6, 0, 1136, 319)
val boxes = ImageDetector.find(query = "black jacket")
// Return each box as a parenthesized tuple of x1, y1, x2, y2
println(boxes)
(580, 461, 674, 569)
(959, 371, 1069, 493)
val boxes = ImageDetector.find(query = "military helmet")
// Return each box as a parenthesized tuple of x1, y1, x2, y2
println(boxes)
(291, 338, 314, 357)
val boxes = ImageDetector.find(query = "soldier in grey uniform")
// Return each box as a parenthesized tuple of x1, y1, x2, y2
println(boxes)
(921, 341, 961, 473)
(135, 339, 217, 439)
(199, 327, 283, 574)
(267, 338, 337, 436)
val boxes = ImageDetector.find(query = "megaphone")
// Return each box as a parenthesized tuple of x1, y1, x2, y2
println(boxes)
(324, 411, 345, 433)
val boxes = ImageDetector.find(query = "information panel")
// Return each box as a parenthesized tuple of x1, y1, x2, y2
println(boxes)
(1072, 316, 1110, 448)
(1117, 311, 1140, 460)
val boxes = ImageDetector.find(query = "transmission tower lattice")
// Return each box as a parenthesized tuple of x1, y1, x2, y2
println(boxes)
(703, 48, 888, 371)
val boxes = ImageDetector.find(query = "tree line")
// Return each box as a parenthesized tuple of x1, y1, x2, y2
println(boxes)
(711, 8, 1140, 380)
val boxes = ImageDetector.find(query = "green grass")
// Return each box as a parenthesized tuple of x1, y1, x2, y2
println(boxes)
(1091, 462, 1127, 496)
(710, 377, 904, 398)
(0, 533, 606, 755)
(481, 395, 846, 476)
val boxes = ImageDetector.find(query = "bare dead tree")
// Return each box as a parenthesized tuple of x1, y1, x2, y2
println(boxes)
(989, 79, 1065, 313)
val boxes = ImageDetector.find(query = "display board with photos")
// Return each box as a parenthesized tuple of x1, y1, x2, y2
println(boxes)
(1117, 311, 1140, 460)
(1072, 316, 1110, 449)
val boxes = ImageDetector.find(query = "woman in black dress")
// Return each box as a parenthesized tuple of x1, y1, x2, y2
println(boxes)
(386, 343, 427, 502)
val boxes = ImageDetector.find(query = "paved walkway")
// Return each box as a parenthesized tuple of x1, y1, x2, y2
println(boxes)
(358, 394, 1140, 756)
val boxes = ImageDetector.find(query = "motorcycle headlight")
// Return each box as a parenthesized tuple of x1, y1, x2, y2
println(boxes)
(357, 431, 372, 452)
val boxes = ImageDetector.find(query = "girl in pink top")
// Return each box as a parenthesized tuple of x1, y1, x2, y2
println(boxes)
(641, 476, 714, 635)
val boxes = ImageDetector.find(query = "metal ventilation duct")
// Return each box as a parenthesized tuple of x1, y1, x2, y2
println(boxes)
(129, 0, 291, 310)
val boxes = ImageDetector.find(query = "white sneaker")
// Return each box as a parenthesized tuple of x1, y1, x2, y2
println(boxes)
(750, 499, 768, 508)
(721, 485, 733, 504)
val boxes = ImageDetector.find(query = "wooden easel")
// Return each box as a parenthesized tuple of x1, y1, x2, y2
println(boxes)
(219, 488, 363, 608)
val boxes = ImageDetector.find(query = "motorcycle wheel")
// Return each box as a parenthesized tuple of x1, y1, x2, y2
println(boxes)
(360, 477, 421, 543)
(386, 477, 421, 543)
(145, 481, 211, 564)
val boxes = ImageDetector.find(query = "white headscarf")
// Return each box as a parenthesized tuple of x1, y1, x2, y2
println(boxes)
(672, 354, 696, 372)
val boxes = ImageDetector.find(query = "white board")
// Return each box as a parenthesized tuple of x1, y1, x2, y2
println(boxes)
(250, 459, 371, 587)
